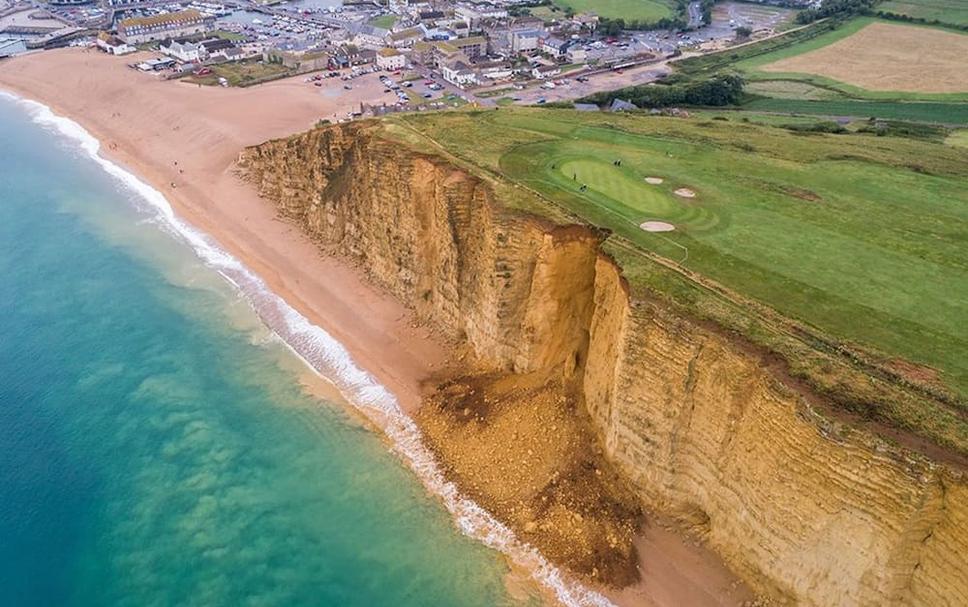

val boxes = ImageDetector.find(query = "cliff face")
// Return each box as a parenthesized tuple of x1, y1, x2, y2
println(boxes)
(239, 123, 968, 606)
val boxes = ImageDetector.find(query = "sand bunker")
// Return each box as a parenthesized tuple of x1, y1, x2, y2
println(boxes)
(644, 177, 664, 185)
(674, 188, 696, 198)
(640, 221, 676, 232)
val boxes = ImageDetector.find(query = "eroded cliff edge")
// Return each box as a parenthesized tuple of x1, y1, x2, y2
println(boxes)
(238, 121, 968, 606)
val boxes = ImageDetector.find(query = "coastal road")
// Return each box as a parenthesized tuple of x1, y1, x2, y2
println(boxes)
(687, 1, 704, 29)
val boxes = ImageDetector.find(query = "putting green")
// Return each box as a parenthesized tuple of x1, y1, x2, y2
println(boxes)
(552, 156, 720, 232)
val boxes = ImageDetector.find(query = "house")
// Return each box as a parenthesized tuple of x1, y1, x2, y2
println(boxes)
(330, 45, 377, 69)
(418, 10, 446, 23)
(429, 40, 464, 68)
(455, 2, 508, 28)
(347, 23, 390, 47)
(510, 29, 541, 52)
(410, 41, 434, 65)
(566, 45, 586, 63)
(200, 37, 236, 61)
(532, 64, 560, 79)
(572, 13, 599, 31)
(159, 37, 203, 62)
(136, 56, 176, 71)
(451, 35, 487, 60)
(387, 26, 424, 48)
(376, 47, 406, 70)
(118, 9, 211, 44)
(95, 32, 135, 55)
(477, 59, 513, 81)
(442, 59, 478, 88)
(540, 36, 568, 58)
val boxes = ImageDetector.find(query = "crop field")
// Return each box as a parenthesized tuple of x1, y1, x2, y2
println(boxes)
(948, 130, 968, 148)
(879, 0, 968, 26)
(552, 0, 676, 21)
(389, 108, 968, 451)
(758, 21, 968, 94)
(741, 98, 968, 124)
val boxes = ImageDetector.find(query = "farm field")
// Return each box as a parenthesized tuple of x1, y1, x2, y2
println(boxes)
(879, 0, 968, 26)
(551, 0, 676, 21)
(948, 129, 968, 148)
(388, 108, 968, 452)
(758, 21, 968, 94)
(741, 98, 968, 125)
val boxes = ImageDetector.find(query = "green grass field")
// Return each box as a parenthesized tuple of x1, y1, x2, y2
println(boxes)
(386, 108, 968, 453)
(879, 0, 968, 26)
(187, 59, 292, 87)
(552, 0, 676, 21)
(368, 14, 397, 29)
(741, 98, 968, 125)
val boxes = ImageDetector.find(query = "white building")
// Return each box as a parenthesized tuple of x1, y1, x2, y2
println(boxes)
(509, 29, 541, 52)
(540, 36, 568, 58)
(566, 45, 587, 63)
(348, 23, 390, 47)
(95, 32, 135, 55)
(160, 38, 203, 62)
(376, 47, 406, 70)
(456, 2, 508, 27)
(442, 60, 478, 88)
(532, 64, 560, 79)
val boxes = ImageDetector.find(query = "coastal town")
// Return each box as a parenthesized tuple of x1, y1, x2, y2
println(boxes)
(1, 0, 802, 111)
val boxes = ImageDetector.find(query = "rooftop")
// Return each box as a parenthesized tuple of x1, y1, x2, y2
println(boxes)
(120, 9, 203, 30)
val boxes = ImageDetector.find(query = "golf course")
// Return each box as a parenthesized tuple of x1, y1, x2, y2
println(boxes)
(389, 108, 968, 452)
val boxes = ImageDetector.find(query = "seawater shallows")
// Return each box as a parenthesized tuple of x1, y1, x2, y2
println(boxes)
(0, 93, 615, 607)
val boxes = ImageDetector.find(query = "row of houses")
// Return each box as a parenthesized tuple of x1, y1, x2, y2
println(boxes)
(117, 9, 212, 44)
(159, 36, 245, 63)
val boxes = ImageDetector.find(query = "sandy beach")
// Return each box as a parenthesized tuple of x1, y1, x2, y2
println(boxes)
(0, 48, 446, 413)
(0, 48, 753, 607)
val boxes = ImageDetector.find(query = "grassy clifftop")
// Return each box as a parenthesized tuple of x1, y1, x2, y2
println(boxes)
(382, 107, 968, 457)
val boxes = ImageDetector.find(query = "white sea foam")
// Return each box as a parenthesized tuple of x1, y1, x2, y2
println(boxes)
(1, 91, 617, 607)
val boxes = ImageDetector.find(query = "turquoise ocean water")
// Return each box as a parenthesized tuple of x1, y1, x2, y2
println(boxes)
(0, 95, 570, 607)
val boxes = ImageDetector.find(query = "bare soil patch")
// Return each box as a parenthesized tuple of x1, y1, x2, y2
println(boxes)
(761, 22, 968, 94)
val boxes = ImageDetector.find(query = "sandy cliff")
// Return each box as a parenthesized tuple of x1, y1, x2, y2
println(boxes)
(239, 122, 968, 606)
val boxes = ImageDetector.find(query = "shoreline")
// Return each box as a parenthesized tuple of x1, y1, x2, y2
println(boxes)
(0, 49, 753, 607)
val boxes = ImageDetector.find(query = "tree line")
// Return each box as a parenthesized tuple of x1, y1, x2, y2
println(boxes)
(598, 0, 715, 35)
(578, 73, 745, 108)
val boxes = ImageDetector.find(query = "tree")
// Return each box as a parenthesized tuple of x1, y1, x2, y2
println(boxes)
(734, 26, 752, 39)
